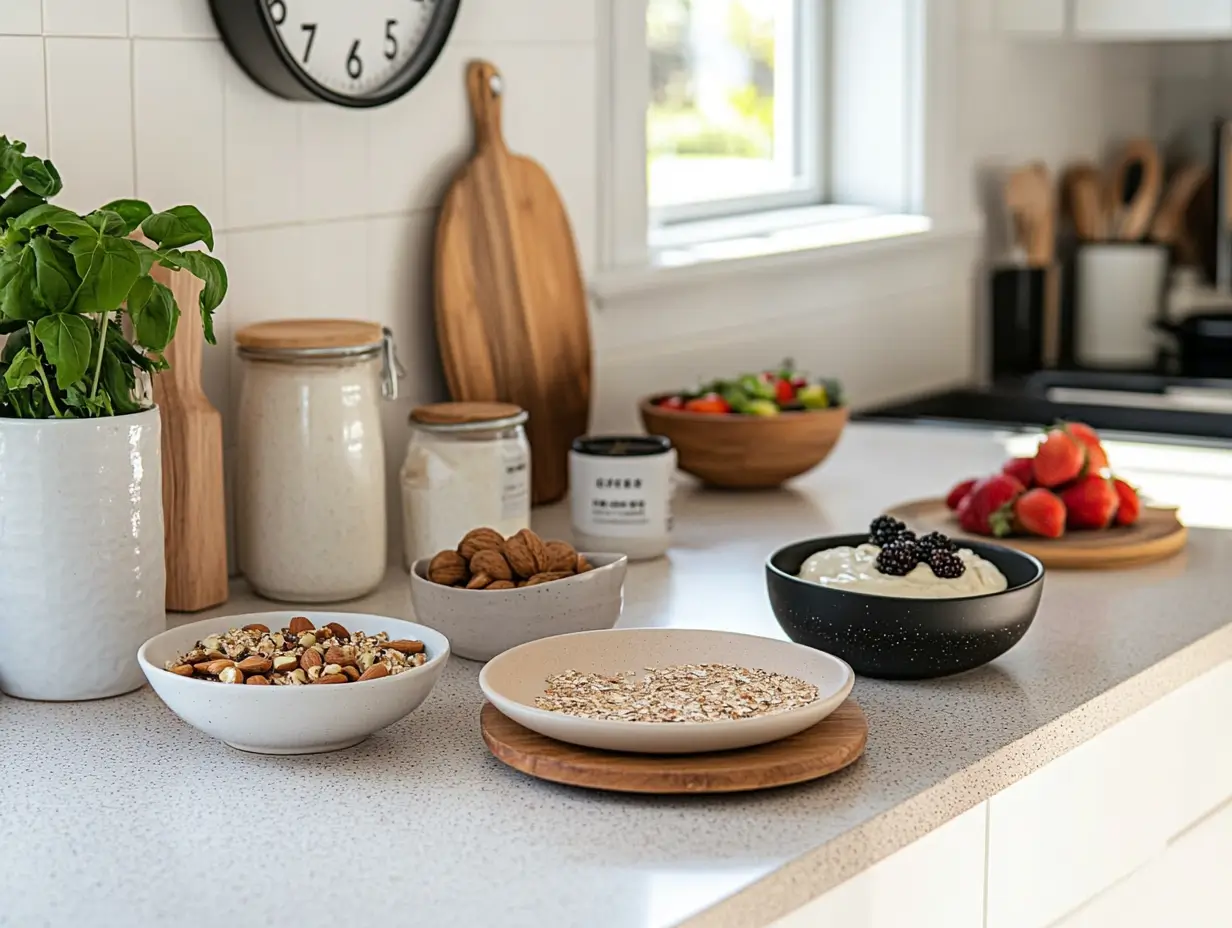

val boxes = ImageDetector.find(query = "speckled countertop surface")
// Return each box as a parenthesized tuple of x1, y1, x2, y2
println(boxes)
(3, 423, 1232, 928)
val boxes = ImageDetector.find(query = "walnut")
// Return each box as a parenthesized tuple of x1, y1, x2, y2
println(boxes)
(543, 540, 578, 573)
(470, 549, 513, 581)
(486, 580, 516, 590)
(505, 528, 549, 578)
(525, 571, 575, 586)
(577, 554, 594, 573)
(458, 527, 506, 560)
(466, 573, 493, 590)
(428, 549, 469, 586)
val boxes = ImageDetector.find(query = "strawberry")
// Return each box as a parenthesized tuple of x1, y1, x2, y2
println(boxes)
(1059, 474, 1119, 530)
(993, 488, 1066, 538)
(1112, 478, 1141, 526)
(1061, 421, 1109, 473)
(1033, 429, 1085, 488)
(1002, 457, 1035, 488)
(946, 478, 978, 511)
(958, 474, 1025, 535)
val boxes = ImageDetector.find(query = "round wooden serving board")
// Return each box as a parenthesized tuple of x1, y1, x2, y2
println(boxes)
(887, 498, 1187, 570)
(479, 699, 868, 795)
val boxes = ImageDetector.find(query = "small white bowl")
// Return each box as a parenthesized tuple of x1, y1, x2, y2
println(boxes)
(479, 628, 854, 754)
(138, 611, 450, 755)
(409, 553, 627, 662)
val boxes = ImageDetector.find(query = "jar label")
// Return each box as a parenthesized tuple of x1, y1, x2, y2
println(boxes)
(568, 451, 676, 539)
(502, 442, 530, 521)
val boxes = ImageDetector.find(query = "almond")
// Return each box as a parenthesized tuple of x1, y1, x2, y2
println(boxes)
(357, 663, 389, 682)
(314, 625, 335, 639)
(169, 664, 194, 677)
(544, 540, 578, 573)
(485, 580, 516, 590)
(193, 663, 215, 675)
(469, 549, 513, 581)
(205, 659, 236, 675)
(242, 623, 270, 634)
(288, 616, 314, 635)
(386, 639, 425, 654)
(237, 656, 272, 674)
(341, 666, 361, 681)
(428, 549, 469, 586)
(245, 674, 270, 685)
(200, 649, 226, 662)
(272, 654, 299, 673)
(505, 528, 549, 578)
(466, 573, 493, 590)
(299, 649, 324, 672)
(218, 666, 244, 684)
(457, 527, 506, 560)
(324, 646, 356, 667)
(315, 673, 348, 684)
(326, 622, 350, 639)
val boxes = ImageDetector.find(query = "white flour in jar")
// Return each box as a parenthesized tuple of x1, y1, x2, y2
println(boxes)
(400, 426, 530, 569)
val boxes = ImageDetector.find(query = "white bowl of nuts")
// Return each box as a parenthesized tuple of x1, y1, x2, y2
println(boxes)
(137, 612, 450, 754)
(409, 528, 627, 662)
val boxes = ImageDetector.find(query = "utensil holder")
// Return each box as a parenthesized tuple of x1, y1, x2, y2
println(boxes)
(1075, 243, 1169, 368)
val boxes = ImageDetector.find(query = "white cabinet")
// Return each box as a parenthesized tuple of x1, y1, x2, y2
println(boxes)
(995, 0, 1067, 35)
(1072, 0, 1232, 38)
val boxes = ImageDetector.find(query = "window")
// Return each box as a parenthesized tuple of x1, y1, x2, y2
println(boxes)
(646, 0, 822, 224)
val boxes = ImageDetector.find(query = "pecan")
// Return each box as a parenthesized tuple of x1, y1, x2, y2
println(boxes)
(457, 527, 506, 560)
(428, 549, 469, 586)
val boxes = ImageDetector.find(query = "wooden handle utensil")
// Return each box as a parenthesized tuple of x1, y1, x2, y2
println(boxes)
(1062, 163, 1106, 242)
(1106, 139, 1163, 242)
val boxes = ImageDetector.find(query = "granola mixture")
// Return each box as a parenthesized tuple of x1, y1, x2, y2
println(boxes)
(163, 617, 426, 685)
(534, 664, 820, 722)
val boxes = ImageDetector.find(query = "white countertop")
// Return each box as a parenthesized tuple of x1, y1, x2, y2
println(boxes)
(3, 422, 1232, 928)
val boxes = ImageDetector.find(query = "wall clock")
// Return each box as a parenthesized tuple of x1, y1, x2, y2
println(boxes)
(209, 0, 462, 108)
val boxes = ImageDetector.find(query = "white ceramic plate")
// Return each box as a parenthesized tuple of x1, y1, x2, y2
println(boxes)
(138, 612, 450, 755)
(479, 628, 854, 754)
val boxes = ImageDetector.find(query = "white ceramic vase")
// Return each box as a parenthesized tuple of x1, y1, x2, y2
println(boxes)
(0, 407, 166, 700)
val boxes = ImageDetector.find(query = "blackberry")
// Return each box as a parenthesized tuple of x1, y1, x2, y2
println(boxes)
(917, 531, 956, 557)
(869, 515, 908, 547)
(875, 541, 921, 577)
(928, 549, 966, 580)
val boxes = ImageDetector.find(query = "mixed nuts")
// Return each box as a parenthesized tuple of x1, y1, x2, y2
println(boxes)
(164, 618, 427, 685)
(427, 527, 593, 590)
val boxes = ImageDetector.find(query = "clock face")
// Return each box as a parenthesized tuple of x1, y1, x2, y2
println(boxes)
(209, 0, 461, 107)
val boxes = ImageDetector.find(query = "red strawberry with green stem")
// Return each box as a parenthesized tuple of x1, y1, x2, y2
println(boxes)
(1060, 421, 1109, 472)
(946, 478, 978, 511)
(991, 488, 1066, 538)
(1059, 474, 1119, 529)
(958, 474, 1025, 535)
(1112, 478, 1141, 526)
(1033, 429, 1086, 488)
(1002, 457, 1035, 488)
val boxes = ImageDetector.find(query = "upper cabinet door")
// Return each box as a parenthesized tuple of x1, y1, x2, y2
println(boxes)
(1073, 0, 1232, 38)
(995, 0, 1067, 35)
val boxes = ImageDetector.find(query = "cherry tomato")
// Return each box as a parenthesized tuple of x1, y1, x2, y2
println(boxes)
(774, 378, 795, 405)
(658, 395, 686, 410)
(683, 394, 731, 414)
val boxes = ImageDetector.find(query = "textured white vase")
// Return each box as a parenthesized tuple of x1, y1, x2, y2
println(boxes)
(0, 407, 166, 700)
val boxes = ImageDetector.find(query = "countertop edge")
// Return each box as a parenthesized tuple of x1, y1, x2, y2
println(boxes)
(680, 623, 1232, 928)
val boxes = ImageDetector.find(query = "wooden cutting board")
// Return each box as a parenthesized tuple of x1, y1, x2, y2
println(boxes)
(480, 699, 868, 794)
(435, 59, 592, 505)
(150, 263, 228, 611)
(887, 498, 1187, 570)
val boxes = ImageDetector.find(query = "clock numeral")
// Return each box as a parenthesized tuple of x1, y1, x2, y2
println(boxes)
(266, 0, 286, 26)
(300, 23, 316, 63)
(346, 40, 363, 79)
(384, 19, 398, 60)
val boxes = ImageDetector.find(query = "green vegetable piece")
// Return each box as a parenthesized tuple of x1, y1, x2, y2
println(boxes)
(744, 398, 781, 417)
(738, 373, 776, 400)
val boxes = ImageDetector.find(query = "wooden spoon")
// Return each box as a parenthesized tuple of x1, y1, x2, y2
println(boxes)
(1062, 163, 1105, 242)
(1105, 139, 1163, 242)
(1004, 162, 1053, 267)
(1151, 163, 1209, 247)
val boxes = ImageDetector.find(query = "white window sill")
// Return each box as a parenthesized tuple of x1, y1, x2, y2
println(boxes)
(590, 208, 977, 304)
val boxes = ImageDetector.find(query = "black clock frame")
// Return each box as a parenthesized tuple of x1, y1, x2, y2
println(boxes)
(208, 0, 461, 108)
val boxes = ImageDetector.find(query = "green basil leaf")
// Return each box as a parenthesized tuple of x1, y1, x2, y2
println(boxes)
(64, 383, 112, 417)
(85, 209, 127, 237)
(106, 324, 164, 374)
(3, 346, 40, 390)
(100, 198, 153, 235)
(30, 236, 81, 313)
(0, 151, 61, 198)
(158, 249, 227, 344)
(73, 236, 141, 313)
(100, 344, 141, 415)
(33, 312, 93, 389)
(0, 186, 45, 223)
(15, 203, 98, 239)
(0, 246, 44, 321)
(129, 280, 178, 352)
(141, 205, 213, 250)
(131, 240, 159, 274)
(125, 275, 154, 314)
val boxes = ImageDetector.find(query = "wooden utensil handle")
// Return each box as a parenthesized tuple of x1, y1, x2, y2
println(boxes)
(467, 60, 505, 150)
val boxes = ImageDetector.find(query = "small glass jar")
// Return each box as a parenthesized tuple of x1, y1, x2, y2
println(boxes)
(400, 402, 531, 570)
(569, 435, 676, 560)
(235, 319, 402, 602)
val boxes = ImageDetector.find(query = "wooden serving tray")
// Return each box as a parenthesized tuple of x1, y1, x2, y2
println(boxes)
(888, 498, 1187, 570)
(480, 699, 867, 795)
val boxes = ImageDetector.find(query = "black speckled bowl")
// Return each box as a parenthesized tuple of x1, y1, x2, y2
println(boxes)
(765, 534, 1044, 680)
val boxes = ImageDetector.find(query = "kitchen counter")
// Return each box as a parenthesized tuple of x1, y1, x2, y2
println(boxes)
(3, 423, 1232, 928)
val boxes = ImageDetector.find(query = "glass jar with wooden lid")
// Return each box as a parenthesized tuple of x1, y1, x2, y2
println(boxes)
(400, 402, 531, 571)
(235, 319, 402, 602)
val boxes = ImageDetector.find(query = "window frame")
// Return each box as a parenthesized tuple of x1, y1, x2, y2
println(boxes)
(646, 0, 829, 227)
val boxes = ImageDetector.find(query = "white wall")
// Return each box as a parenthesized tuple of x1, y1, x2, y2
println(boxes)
(0, 0, 1159, 565)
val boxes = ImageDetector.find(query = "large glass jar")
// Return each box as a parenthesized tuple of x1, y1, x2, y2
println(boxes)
(235, 320, 401, 602)
(400, 402, 531, 570)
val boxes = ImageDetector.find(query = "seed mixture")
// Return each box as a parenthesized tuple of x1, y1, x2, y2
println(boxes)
(534, 663, 820, 723)
(163, 616, 426, 685)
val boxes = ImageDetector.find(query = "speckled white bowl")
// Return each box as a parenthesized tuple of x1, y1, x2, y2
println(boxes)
(138, 612, 449, 755)
(479, 628, 855, 754)
(409, 554, 627, 662)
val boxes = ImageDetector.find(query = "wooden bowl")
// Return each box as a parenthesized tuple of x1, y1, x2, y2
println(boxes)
(639, 397, 848, 488)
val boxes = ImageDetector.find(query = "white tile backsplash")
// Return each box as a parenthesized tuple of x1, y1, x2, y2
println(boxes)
(43, 0, 127, 37)
(44, 37, 133, 212)
(129, 0, 217, 38)
(0, 37, 48, 151)
(453, 0, 596, 44)
(0, 0, 42, 34)
(298, 104, 370, 223)
(223, 57, 304, 229)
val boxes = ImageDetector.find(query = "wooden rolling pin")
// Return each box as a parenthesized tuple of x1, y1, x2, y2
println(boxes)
(150, 262, 228, 612)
